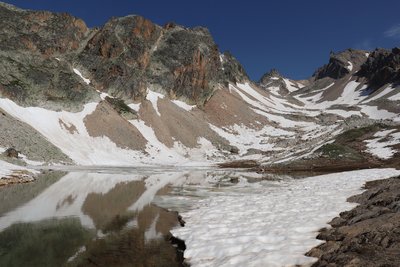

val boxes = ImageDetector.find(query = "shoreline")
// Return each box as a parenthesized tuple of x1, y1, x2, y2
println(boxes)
(2, 163, 400, 266)
(306, 175, 400, 266)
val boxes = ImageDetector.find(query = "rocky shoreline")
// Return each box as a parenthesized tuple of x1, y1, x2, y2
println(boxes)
(307, 175, 400, 266)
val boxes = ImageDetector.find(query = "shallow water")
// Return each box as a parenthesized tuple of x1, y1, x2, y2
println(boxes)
(0, 168, 281, 267)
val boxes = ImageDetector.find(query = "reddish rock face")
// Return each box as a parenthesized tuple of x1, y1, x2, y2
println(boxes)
(131, 16, 158, 40)
(173, 49, 210, 101)
(0, 2, 249, 109)
(2, 8, 90, 55)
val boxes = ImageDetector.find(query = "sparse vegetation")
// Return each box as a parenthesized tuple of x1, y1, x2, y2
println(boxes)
(105, 96, 137, 118)
(316, 143, 362, 161)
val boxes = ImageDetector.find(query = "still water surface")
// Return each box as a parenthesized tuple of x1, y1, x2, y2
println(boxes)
(0, 168, 298, 267)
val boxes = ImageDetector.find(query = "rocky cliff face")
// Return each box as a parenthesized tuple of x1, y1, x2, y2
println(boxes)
(0, 3, 97, 111)
(358, 47, 400, 88)
(313, 49, 368, 80)
(0, 2, 249, 110)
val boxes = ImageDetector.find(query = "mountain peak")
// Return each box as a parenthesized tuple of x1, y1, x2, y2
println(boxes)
(258, 68, 282, 85)
(358, 46, 400, 88)
(313, 48, 369, 80)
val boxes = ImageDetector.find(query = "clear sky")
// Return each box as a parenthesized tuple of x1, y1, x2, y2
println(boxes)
(4, 0, 400, 80)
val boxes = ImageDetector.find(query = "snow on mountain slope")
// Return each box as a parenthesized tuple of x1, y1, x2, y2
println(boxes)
(365, 129, 400, 159)
(0, 27, 399, 167)
(0, 99, 144, 166)
(1, 71, 398, 166)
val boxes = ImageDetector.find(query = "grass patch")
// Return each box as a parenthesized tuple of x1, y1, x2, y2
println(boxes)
(335, 124, 386, 143)
(316, 143, 363, 161)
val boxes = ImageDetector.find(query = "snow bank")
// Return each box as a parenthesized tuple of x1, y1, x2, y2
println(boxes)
(171, 168, 400, 267)
(283, 78, 300, 92)
(0, 160, 38, 179)
(365, 129, 400, 159)
(360, 105, 398, 121)
(172, 99, 196, 111)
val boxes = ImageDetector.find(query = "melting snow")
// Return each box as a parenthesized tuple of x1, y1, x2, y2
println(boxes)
(360, 105, 399, 121)
(171, 168, 400, 267)
(0, 160, 37, 179)
(365, 129, 400, 159)
(0, 98, 144, 165)
(388, 92, 400, 101)
(347, 61, 353, 71)
(146, 89, 164, 116)
(362, 85, 395, 103)
(128, 102, 141, 112)
(283, 78, 300, 92)
(298, 81, 368, 109)
(323, 109, 362, 118)
(73, 68, 90, 85)
(295, 83, 334, 104)
(172, 99, 196, 111)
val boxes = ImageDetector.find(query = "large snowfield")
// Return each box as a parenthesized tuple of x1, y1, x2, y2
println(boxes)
(171, 168, 400, 267)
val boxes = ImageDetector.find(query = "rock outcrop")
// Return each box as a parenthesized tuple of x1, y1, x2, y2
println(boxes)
(358, 47, 400, 88)
(0, 2, 250, 110)
(313, 49, 368, 80)
(308, 176, 400, 267)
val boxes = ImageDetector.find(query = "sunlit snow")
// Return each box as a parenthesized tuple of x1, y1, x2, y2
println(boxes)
(171, 168, 400, 267)
(73, 68, 90, 84)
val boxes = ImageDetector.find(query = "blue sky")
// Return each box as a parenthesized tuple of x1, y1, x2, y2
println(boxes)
(4, 0, 400, 80)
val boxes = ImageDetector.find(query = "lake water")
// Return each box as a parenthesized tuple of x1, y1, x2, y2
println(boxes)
(1, 167, 397, 267)
(0, 167, 276, 267)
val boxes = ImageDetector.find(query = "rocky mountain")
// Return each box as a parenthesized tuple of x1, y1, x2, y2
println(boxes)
(0, 2, 399, 169)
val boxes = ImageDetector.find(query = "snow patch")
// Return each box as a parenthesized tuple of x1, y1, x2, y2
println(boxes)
(363, 85, 394, 103)
(73, 68, 90, 85)
(347, 61, 353, 71)
(283, 78, 300, 92)
(0, 160, 38, 180)
(360, 105, 398, 121)
(128, 103, 141, 112)
(146, 89, 164, 116)
(172, 100, 196, 111)
(388, 92, 400, 101)
(365, 130, 400, 159)
(323, 109, 362, 118)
